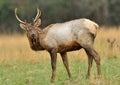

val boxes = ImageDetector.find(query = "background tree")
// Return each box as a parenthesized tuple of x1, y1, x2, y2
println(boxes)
(0, 0, 119, 34)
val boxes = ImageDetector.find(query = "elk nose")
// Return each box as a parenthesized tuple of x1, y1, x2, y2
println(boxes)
(31, 34, 35, 38)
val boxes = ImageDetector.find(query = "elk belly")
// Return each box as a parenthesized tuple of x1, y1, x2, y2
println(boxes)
(58, 41, 82, 52)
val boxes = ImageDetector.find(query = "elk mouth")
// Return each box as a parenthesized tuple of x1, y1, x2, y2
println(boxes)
(31, 38, 37, 45)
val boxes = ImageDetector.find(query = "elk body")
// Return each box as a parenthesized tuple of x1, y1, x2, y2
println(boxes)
(15, 8, 101, 82)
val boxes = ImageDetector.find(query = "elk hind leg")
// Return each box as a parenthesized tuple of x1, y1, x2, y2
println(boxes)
(85, 50, 93, 78)
(85, 47, 101, 77)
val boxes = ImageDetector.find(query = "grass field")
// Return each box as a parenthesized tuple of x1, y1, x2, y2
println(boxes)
(0, 27, 120, 85)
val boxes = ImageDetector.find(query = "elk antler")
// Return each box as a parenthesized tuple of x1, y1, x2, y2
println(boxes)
(15, 8, 26, 24)
(33, 8, 41, 22)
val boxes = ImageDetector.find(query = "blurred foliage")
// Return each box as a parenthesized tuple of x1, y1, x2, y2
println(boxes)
(0, 0, 120, 34)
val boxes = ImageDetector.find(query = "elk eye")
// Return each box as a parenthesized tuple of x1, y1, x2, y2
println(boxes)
(25, 28, 29, 31)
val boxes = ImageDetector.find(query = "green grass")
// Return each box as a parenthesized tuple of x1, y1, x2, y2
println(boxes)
(0, 56, 120, 85)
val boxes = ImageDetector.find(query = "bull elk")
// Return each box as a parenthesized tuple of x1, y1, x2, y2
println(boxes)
(15, 8, 101, 82)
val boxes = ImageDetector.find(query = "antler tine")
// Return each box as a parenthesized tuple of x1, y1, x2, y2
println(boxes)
(33, 8, 41, 22)
(15, 8, 26, 24)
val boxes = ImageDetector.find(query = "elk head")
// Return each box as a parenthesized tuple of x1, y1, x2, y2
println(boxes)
(15, 8, 41, 44)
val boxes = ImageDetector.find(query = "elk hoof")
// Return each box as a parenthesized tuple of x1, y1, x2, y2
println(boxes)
(86, 74, 90, 79)
(51, 78, 55, 83)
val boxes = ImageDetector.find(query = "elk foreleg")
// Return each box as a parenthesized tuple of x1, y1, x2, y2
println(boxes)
(60, 52, 71, 78)
(49, 49, 57, 83)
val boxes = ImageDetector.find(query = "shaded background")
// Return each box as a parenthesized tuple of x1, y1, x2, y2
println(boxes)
(0, 0, 120, 34)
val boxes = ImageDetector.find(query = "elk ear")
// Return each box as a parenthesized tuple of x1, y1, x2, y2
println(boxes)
(19, 23, 26, 30)
(33, 19, 41, 27)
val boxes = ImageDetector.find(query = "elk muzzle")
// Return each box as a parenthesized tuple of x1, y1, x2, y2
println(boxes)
(27, 29, 38, 45)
